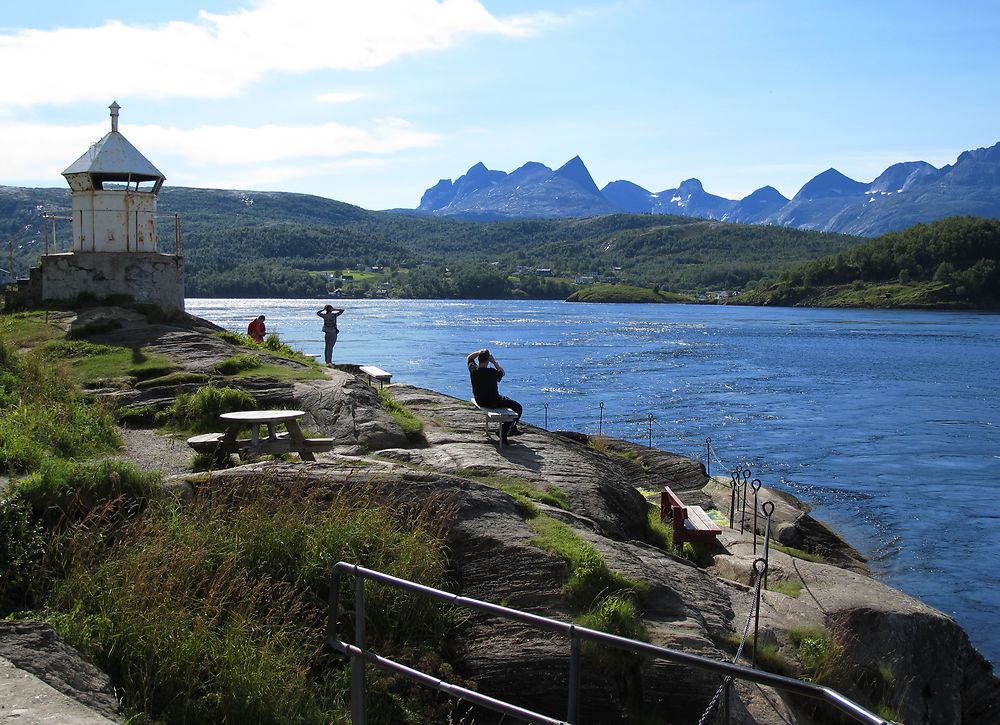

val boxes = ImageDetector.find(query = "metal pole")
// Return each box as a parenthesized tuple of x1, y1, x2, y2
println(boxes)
(352, 568, 367, 723)
(751, 479, 762, 554)
(175, 214, 181, 256)
(729, 469, 739, 529)
(43, 216, 49, 256)
(544, 402, 549, 431)
(752, 558, 767, 669)
(647, 414, 653, 448)
(762, 502, 775, 590)
(706, 437, 712, 477)
(567, 626, 580, 723)
(740, 470, 751, 534)
(598, 402, 604, 435)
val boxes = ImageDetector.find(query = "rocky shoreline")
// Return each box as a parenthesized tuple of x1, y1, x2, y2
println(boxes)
(4, 307, 999, 723)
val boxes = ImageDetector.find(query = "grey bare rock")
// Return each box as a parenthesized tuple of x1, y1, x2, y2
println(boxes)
(9, 308, 999, 723)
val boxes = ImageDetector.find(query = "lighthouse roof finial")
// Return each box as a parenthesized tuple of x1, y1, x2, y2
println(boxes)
(109, 101, 121, 133)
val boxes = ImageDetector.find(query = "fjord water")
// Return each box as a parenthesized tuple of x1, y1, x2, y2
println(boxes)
(188, 298, 1000, 668)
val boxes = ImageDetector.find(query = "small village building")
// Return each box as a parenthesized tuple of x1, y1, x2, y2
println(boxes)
(29, 102, 185, 313)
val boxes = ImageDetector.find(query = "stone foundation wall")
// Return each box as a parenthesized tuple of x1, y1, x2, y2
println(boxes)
(40, 252, 184, 313)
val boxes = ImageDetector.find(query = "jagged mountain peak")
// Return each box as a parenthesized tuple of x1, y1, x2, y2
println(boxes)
(794, 168, 867, 201)
(415, 140, 1000, 234)
(740, 185, 788, 204)
(554, 156, 601, 195)
(676, 178, 705, 194)
(868, 161, 937, 194)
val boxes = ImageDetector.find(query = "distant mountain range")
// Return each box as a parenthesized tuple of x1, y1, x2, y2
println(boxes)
(413, 143, 1000, 236)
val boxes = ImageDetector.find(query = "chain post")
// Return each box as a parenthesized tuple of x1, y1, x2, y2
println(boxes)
(750, 478, 762, 554)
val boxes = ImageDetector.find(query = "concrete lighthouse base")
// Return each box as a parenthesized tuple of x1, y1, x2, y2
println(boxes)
(39, 252, 185, 314)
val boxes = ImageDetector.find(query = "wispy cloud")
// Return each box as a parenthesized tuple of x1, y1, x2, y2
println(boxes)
(0, 0, 549, 109)
(0, 117, 441, 187)
(316, 91, 366, 104)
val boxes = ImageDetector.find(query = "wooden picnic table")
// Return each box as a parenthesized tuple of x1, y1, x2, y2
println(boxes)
(187, 409, 333, 462)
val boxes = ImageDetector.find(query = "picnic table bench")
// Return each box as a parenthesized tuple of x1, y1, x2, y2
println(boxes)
(661, 485, 722, 545)
(186, 409, 334, 462)
(359, 365, 392, 388)
(471, 399, 519, 447)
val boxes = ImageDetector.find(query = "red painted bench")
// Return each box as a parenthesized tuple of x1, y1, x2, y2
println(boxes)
(661, 485, 722, 545)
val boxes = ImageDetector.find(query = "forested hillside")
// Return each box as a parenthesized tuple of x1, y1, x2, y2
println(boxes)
(2, 184, 862, 298)
(742, 216, 1000, 308)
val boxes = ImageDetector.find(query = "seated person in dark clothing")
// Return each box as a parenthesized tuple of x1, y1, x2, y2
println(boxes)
(467, 347, 523, 440)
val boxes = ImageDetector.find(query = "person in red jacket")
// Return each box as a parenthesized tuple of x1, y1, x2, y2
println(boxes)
(247, 315, 266, 343)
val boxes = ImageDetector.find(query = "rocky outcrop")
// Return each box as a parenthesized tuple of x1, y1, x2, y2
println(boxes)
(0, 621, 121, 721)
(7, 307, 998, 724)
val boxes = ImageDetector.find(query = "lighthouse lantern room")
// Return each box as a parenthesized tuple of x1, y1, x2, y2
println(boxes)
(62, 102, 166, 253)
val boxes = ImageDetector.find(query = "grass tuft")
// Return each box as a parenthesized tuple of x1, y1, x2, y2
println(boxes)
(0, 345, 121, 473)
(212, 353, 262, 375)
(770, 578, 803, 597)
(378, 389, 424, 442)
(156, 385, 257, 434)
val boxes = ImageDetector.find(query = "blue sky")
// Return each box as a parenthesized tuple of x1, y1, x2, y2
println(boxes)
(2, 0, 998, 210)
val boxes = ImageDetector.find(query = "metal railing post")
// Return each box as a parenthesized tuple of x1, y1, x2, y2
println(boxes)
(761, 502, 775, 590)
(729, 468, 739, 529)
(567, 625, 580, 723)
(598, 402, 604, 435)
(750, 479, 762, 554)
(352, 567, 367, 723)
(752, 559, 767, 669)
(706, 437, 712, 477)
(740, 469, 751, 534)
(326, 561, 892, 725)
(544, 402, 548, 431)
(647, 414, 653, 448)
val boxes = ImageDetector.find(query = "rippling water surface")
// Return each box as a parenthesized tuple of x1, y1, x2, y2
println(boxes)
(188, 298, 1000, 667)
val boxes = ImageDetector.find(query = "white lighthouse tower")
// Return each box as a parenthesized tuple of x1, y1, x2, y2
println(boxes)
(38, 102, 184, 312)
(62, 101, 165, 253)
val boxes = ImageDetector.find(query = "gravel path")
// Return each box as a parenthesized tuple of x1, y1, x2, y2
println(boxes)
(117, 427, 193, 477)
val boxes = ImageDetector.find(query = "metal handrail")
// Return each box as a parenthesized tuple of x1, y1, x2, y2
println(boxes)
(327, 561, 891, 725)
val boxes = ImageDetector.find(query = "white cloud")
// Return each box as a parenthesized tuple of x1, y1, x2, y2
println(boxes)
(0, 117, 441, 188)
(316, 91, 366, 104)
(0, 0, 548, 108)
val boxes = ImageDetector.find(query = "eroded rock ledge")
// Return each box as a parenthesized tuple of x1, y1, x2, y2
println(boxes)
(5, 308, 999, 723)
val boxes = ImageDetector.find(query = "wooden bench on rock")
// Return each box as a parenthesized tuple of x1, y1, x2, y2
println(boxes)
(359, 365, 392, 388)
(661, 485, 723, 545)
(471, 399, 518, 447)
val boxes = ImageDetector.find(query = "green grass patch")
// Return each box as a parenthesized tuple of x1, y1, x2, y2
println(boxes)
(5, 477, 459, 723)
(38, 339, 176, 385)
(721, 633, 795, 676)
(455, 470, 569, 512)
(0, 342, 121, 473)
(212, 353, 263, 375)
(214, 331, 317, 367)
(233, 362, 327, 381)
(128, 363, 180, 382)
(134, 371, 210, 389)
(156, 385, 258, 434)
(530, 514, 648, 615)
(587, 436, 648, 471)
(0, 311, 62, 348)
(771, 543, 825, 563)
(378, 389, 424, 442)
(787, 626, 899, 721)
(769, 578, 803, 597)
